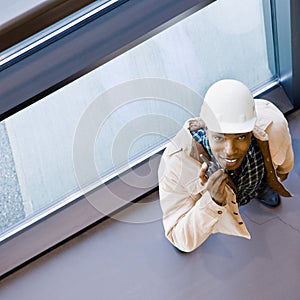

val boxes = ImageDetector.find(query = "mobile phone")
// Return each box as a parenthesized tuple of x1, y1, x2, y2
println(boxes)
(200, 154, 222, 177)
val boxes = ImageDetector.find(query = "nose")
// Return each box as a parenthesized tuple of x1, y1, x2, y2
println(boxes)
(224, 139, 237, 157)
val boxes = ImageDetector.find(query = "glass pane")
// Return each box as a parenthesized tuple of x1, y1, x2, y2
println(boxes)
(0, 0, 276, 237)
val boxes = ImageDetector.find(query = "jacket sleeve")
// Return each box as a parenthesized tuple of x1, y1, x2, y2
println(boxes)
(159, 158, 226, 252)
(265, 102, 294, 174)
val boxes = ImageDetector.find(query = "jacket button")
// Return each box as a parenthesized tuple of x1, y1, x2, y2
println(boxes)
(218, 211, 223, 214)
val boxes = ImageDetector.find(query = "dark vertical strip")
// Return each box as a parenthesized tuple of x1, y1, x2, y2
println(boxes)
(290, 0, 300, 109)
(274, 0, 300, 109)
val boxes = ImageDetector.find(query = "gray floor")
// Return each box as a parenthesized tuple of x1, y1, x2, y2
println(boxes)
(0, 109, 300, 300)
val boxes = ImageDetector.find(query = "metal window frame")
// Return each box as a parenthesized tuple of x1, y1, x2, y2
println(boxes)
(0, 0, 100, 52)
(268, 0, 300, 110)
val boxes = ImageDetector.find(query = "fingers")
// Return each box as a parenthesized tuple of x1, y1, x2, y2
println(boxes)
(217, 172, 228, 192)
(199, 162, 208, 185)
(206, 169, 226, 190)
(200, 163, 226, 187)
(206, 169, 228, 202)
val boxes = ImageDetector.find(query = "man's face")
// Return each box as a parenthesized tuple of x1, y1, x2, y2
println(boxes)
(206, 129, 252, 171)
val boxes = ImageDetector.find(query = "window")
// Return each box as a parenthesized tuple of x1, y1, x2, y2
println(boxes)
(0, 0, 298, 277)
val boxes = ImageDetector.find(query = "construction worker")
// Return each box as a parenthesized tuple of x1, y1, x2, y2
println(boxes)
(158, 79, 294, 252)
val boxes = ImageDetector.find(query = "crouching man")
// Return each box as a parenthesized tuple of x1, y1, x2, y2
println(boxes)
(158, 79, 294, 252)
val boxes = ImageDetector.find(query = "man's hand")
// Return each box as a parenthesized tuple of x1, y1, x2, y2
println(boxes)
(200, 162, 228, 206)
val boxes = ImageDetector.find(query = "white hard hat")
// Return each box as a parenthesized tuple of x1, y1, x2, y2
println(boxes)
(200, 79, 256, 133)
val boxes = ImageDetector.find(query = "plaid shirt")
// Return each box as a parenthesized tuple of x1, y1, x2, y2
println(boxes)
(191, 129, 265, 206)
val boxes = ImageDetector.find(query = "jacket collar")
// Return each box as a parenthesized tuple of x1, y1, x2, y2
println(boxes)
(168, 117, 270, 160)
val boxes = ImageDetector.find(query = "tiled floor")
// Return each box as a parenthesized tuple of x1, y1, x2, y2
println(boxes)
(0, 109, 300, 300)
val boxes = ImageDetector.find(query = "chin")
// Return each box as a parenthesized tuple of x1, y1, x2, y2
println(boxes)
(223, 160, 242, 171)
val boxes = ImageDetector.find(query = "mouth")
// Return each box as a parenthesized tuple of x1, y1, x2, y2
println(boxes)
(221, 157, 239, 168)
(225, 158, 238, 163)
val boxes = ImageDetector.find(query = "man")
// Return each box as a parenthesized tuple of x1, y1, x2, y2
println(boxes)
(158, 79, 294, 252)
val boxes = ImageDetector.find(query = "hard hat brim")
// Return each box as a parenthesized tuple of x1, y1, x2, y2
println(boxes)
(205, 117, 256, 134)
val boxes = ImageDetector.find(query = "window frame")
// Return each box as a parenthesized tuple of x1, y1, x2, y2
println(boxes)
(274, 0, 300, 110)
(0, 0, 299, 279)
(0, 0, 103, 53)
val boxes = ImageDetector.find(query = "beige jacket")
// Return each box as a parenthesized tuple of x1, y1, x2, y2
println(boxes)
(158, 99, 294, 252)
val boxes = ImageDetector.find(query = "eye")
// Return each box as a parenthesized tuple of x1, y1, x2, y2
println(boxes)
(238, 135, 247, 141)
(213, 135, 223, 142)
